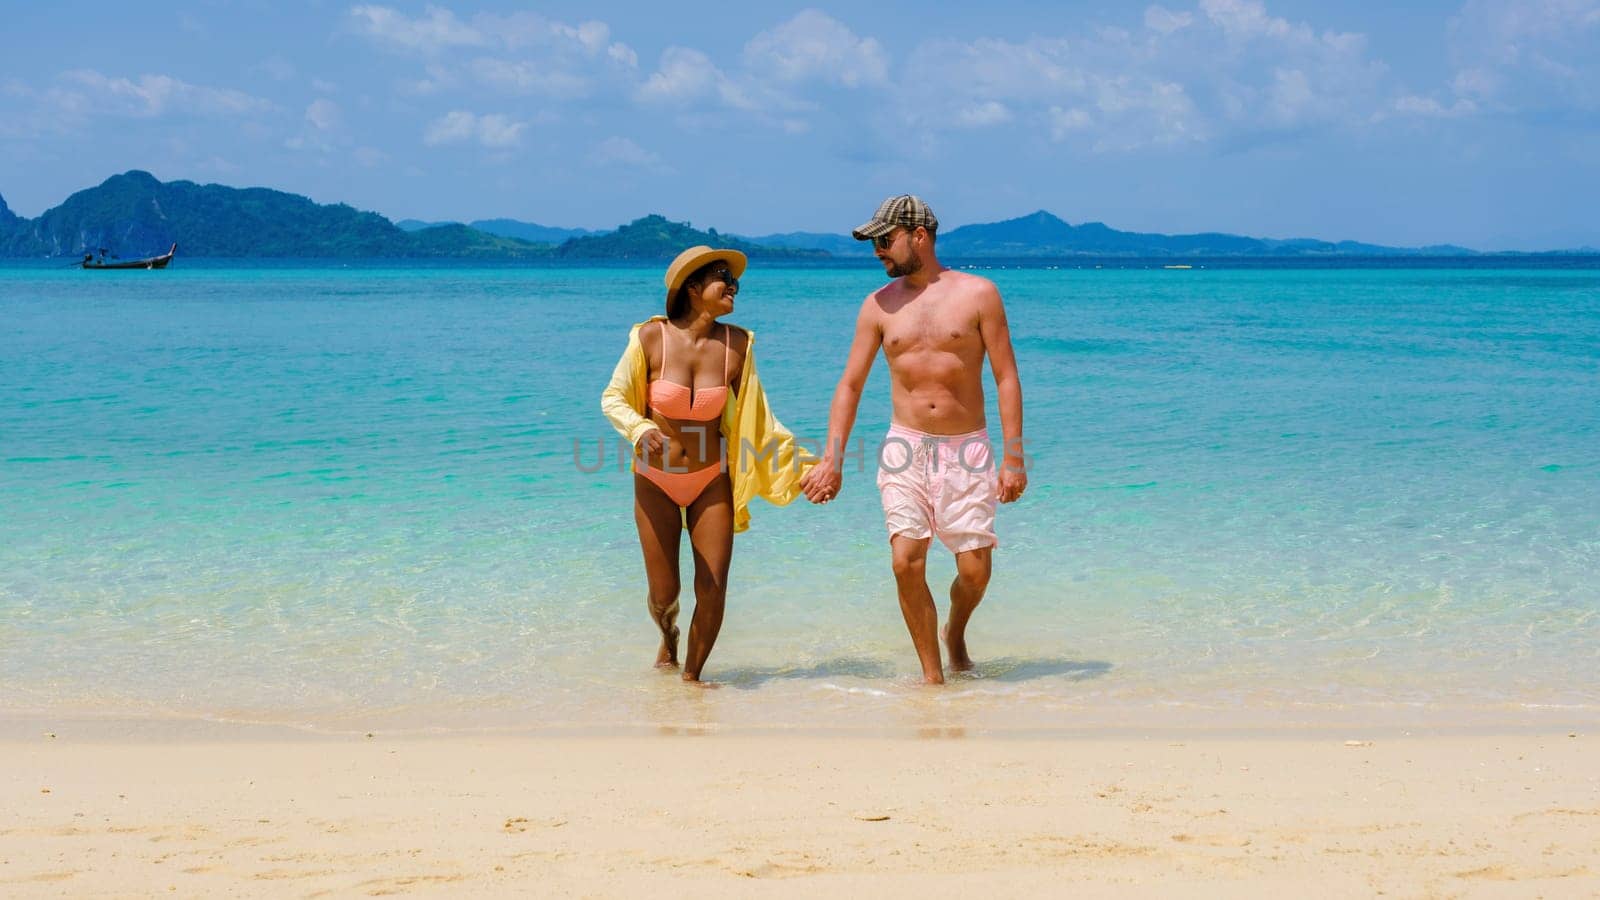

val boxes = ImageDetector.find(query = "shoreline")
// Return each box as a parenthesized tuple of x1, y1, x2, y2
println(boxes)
(5, 730, 1596, 896)
(4, 703, 1595, 744)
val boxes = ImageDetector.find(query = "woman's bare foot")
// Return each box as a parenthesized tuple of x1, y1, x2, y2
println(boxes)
(655, 628, 680, 669)
(681, 672, 720, 687)
(941, 623, 975, 672)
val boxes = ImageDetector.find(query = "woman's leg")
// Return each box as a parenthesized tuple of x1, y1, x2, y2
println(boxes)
(680, 473, 734, 682)
(634, 473, 684, 668)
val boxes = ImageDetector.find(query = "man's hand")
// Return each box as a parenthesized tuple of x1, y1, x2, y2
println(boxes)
(998, 461, 1027, 504)
(801, 462, 842, 505)
(635, 429, 666, 464)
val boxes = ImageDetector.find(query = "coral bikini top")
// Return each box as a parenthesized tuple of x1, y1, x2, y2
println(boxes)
(648, 321, 729, 421)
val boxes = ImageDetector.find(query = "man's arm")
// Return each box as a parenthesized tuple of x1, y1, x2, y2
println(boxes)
(977, 282, 1026, 503)
(800, 296, 881, 503)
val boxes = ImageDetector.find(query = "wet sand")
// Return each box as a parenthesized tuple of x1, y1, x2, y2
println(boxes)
(3, 727, 1598, 897)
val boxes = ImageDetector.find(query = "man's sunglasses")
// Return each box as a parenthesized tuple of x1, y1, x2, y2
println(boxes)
(872, 228, 912, 250)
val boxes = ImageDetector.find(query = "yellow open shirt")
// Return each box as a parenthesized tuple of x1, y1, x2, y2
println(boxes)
(600, 317, 816, 532)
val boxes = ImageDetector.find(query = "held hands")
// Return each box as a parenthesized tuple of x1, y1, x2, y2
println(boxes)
(800, 462, 842, 505)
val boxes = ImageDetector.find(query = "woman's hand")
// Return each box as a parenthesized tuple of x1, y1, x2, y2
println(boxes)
(635, 429, 667, 464)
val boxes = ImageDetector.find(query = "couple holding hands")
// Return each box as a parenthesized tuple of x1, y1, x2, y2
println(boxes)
(601, 195, 1026, 685)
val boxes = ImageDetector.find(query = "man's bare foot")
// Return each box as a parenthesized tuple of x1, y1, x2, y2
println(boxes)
(654, 628, 680, 669)
(681, 673, 720, 688)
(941, 623, 974, 672)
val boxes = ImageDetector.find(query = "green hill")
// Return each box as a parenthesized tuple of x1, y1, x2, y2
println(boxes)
(936, 210, 1478, 257)
(403, 223, 554, 256)
(0, 171, 550, 258)
(554, 214, 826, 260)
(397, 217, 604, 243)
(739, 230, 872, 257)
(8, 172, 1549, 261)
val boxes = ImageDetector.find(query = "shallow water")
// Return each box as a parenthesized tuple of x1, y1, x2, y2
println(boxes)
(1, 263, 1597, 733)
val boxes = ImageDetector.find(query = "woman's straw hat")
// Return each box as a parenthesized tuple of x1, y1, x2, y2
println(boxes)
(663, 245, 748, 312)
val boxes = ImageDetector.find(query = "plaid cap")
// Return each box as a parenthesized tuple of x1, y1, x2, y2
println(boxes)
(851, 194, 939, 241)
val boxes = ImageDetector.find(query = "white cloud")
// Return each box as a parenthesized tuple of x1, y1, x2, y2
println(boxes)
(574, 21, 610, 54)
(592, 136, 669, 172)
(956, 101, 1013, 127)
(1200, 0, 1297, 40)
(608, 43, 639, 68)
(900, 1, 1391, 150)
(305, 98, 340, 131)
(1190, 0, 1385, 129)
(1144, 5, 1194, 34)
(475, 114, 524, 147)
(635, 46, 793, 116)
(1445, 0, 1600, 111)
(57, 70, 274, 118)
(903, 38, 1204, 148)
(636, 47, 723, 105)
(742, 10, 888, 87)
(423, 110, 525, 148)
(469, 58, 589, 98)
(424, 110, 480, 144)
(1048, 106, 1092, 140)
(1389, 94, 1479, 118)
(351, 6, 636, 103)
(1266, 67, 1314, 125)
(349, 5, 484, 53)
(481, 13, 610, 54)
(401, 64, 458, 97)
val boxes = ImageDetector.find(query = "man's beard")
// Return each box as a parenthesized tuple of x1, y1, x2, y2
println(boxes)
(885, 254, 923, 279)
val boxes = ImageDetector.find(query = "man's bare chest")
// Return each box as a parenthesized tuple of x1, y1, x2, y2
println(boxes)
(881, 300, 981, 357)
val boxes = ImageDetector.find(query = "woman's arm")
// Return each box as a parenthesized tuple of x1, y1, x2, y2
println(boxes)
(600, 329, 662, 447)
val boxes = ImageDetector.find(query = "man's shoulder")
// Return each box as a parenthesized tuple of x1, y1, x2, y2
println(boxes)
(863, 281, 899, 310)
(942, 268, 999, 295)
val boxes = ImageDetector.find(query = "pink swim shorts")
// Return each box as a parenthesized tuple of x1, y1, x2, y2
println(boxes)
(876, 423, 998, 553)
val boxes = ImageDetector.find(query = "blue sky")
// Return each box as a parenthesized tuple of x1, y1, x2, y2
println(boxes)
(3, 1, 1597, 249)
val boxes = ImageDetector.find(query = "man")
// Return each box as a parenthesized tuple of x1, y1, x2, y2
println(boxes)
(800, 195, 1026, 684)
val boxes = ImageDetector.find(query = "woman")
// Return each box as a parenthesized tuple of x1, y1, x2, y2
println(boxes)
(601, 246, 813, 682)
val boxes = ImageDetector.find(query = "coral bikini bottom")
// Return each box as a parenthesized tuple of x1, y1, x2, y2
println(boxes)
(636, 462, 724, 507)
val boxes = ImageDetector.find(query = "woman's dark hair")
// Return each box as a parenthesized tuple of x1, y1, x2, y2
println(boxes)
(668, 260, 719, 320)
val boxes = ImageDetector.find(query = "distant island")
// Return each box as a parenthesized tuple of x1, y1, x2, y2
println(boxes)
(395, 218, 602, 244)
(1, 171, 1594, 260)
(0, 171, 819, 260)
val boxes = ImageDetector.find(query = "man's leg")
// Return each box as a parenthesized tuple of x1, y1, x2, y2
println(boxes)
(944, 545, 992, 672)
(890, 534, 943, 684)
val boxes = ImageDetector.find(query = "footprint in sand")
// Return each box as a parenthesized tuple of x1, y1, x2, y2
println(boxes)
(1456, 865, 1594, 881)
(502, 817, 565, 833)
(1171, 833, 1252, 848)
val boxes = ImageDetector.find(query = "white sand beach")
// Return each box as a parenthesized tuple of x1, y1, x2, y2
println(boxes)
(4, 727, 1597, 897)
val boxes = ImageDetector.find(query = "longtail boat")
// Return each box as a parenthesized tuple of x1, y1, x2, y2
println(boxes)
(82, 244, 177, 269)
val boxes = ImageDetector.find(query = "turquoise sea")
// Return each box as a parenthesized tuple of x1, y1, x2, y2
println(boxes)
(2, 262, 1597, 734)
